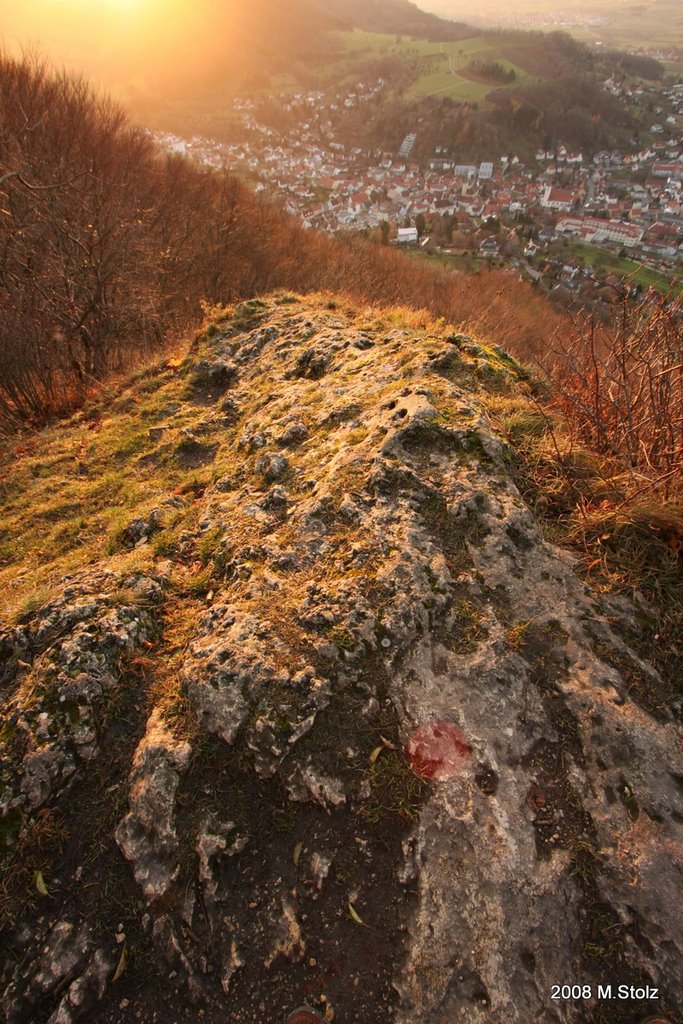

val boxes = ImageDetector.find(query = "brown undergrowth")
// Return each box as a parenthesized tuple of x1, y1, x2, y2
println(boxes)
(547, 293, 682, 499)
(489, 389, 683, 716)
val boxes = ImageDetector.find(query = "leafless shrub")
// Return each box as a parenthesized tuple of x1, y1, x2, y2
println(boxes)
(549, 293, 683, 498)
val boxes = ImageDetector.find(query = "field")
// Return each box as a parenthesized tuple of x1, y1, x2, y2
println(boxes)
(324, 29, 551, 105)
(407, 248, 500, 271)
(563, 240, 682, 295)
(409, 242, 680, 297)
(422, 0, 683, 54)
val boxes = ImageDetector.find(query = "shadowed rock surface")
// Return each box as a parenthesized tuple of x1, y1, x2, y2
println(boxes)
(1, 293, 681, 1024)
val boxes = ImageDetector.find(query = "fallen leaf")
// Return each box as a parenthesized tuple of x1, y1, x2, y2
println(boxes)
(293, 842, 303, 868)
(113, 945, 128, 982)
(369, 746, 383, 765)
(167, 358, 182, 369)
(34, 870, 48, 896)
(379, 735, 397, 750)
(347, 902, 364, 926)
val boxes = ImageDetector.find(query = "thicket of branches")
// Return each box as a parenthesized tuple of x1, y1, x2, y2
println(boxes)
(0, 54, 251, 420)
(550, 294, 683, 499)
(0, 52, 563, 425)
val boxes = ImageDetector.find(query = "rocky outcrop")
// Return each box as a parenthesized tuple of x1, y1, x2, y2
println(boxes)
(115, 708, 191, 902)
(1, 293, 681, 1024)
(1, 572, 164, 817)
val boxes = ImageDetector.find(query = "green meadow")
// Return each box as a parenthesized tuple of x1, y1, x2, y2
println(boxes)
(324, 30, 550, 105)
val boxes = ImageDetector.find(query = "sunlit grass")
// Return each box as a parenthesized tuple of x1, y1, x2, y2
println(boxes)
(0, 352, 201, 619)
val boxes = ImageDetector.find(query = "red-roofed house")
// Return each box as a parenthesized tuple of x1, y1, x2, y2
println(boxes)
(541, 186, 575, 212)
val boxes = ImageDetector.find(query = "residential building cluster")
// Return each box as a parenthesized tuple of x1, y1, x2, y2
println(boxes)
(150, 78, 683, 283)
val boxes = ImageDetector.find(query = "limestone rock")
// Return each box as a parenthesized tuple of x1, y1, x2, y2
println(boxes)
(0, 572, 164, 817)
(278, 420, 309, 447)
(1, 293, 681, 1024)
(1, 920, 113, 1024)
(115, 708, 191, 902)
(255, 451, 289, 482)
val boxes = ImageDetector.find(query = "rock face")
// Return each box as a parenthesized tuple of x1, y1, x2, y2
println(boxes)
(1, 293, 681, 1024)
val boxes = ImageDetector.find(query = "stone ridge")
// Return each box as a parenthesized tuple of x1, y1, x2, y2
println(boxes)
(1, 292, 682, 1024)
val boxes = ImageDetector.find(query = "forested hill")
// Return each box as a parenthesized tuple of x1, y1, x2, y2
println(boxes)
(317, 0, 471, 37)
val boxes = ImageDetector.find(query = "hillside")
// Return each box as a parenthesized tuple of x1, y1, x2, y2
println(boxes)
(1, 293, 682, 1024)
(422, 0, 683, 55)
(318, 0, 470, 37)
(154, 17, 635, 162)
(310, 27, 633, 160)
(1, 1, 651, 156)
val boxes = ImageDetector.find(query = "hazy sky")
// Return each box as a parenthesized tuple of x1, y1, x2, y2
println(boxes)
(2, 1, 166, 96)
(0, 0, 259, 104)
(0, 0, 542, 80)
(6, 0, 669, 105)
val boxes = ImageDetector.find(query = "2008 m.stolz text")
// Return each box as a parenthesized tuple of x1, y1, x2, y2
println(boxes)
(550, 984, 660, 1001)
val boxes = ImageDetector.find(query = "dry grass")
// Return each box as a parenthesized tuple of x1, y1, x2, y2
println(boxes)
(0, 808, 69, 930)
(546, 294, 683, 500)
(0, 352, 211, 619)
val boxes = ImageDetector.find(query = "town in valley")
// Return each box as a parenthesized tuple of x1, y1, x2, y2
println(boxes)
(152, 68, 683, 308)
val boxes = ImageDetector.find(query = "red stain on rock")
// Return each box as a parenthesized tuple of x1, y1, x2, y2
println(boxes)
(406, 721, 471, 781)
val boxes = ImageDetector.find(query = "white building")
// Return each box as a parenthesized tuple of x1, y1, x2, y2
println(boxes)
(397, 227, 418, 244)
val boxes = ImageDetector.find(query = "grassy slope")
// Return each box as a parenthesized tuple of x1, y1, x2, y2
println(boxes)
(322, 29, 549, 104)
(0, 355, 216, 622)
(1, 293, 491, 621)
(562, 240, 683, 296)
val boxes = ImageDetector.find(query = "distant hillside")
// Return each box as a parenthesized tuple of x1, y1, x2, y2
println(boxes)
(487, 71, 634, 155)
(300, 27, 633, 161)
(113, 0, 633, 161)
(129, 0, 468, 100)
(317, 0, 471, 38)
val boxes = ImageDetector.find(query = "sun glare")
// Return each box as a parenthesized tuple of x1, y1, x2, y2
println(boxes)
(73, 0, 146, 8)
(104, 0, 145, 8)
